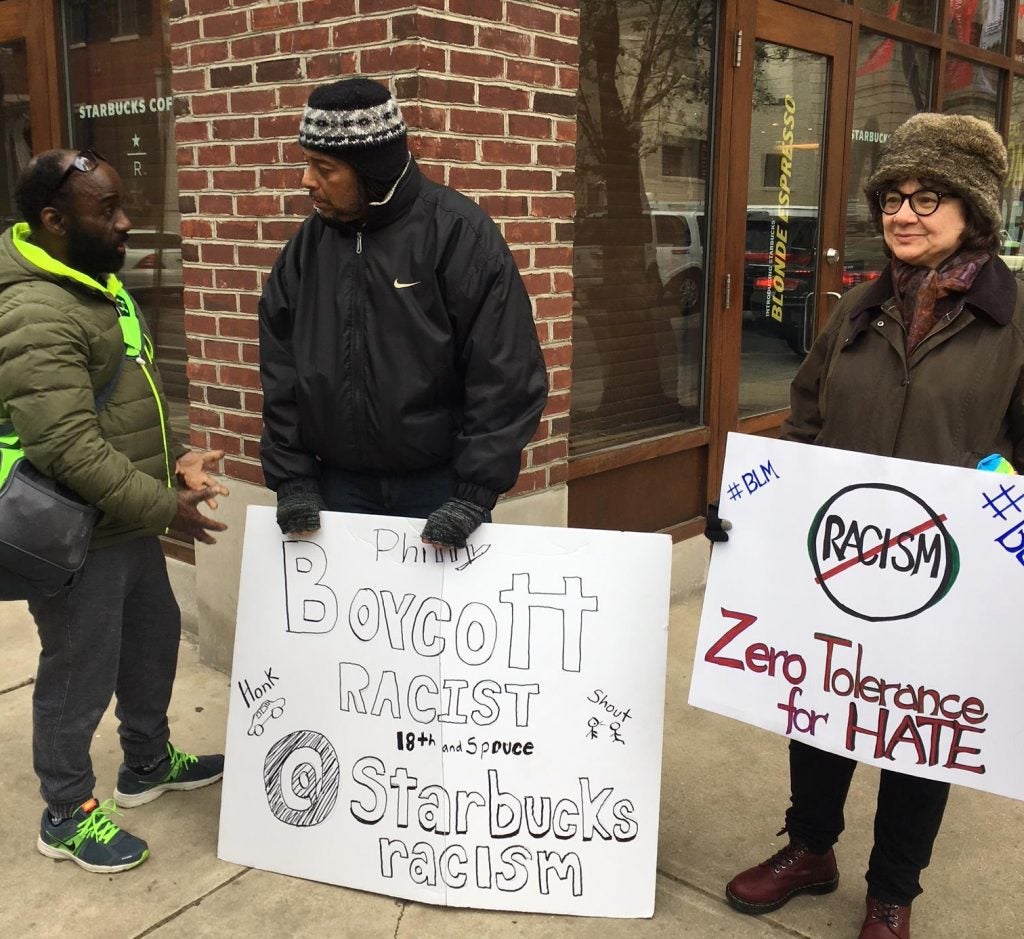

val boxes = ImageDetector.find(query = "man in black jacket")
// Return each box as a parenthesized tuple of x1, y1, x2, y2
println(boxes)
(259, 77, 548, 547)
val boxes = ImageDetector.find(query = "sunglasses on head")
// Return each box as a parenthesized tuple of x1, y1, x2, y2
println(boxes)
(46, 148, 105, 204)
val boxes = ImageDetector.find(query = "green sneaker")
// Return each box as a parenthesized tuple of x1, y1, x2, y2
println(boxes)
(37, 798, 149, 873)
(114, 742, 224, 808)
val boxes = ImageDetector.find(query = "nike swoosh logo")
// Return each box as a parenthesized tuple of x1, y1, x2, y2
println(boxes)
(393, 278, 421, 289)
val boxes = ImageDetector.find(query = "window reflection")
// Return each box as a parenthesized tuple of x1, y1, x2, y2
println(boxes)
(60, 0, 186, 437)
(0, 41, 31, 232)
(1017, 5, 1024, 62)
(1001, 77, 1024, 279)
(862, 0, 938, 31)
(571, 0, 715, 456)
(66, 0, 150, 43)
(947, 0, 1006, 52)
(844, 32, 934, 292)
(942, 54, 1001, 123)
(738, 44, 827, 417)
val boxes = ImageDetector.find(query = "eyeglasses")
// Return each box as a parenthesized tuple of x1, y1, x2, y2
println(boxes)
(877, 188, 950, 217)
(45, 148, 105, 204)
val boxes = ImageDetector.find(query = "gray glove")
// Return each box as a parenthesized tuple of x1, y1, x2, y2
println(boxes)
(276, 477, 325, 535)
(421, 497, 487, 548)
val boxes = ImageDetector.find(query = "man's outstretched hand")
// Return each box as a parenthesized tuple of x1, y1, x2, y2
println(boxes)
(175, 449, 230, 509)
(172, 488, 229, 544)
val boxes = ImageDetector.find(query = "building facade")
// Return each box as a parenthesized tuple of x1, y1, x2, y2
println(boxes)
(3, 0, 1024, 665)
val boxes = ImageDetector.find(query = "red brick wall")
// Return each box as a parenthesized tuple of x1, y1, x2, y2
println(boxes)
(168, 0, 577, 500)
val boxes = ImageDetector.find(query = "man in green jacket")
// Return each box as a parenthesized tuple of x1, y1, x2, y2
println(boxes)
(0, 149, 227, 873)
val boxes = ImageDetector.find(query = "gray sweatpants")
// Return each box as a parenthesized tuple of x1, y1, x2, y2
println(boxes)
(28, 536, 181, 817)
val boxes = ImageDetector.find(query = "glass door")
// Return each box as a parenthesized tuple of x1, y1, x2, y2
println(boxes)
(740, 42, 830, 413)
(711, 1, 851, 470)
(0, 35, 31, 230)
(0, 0, 62, 228)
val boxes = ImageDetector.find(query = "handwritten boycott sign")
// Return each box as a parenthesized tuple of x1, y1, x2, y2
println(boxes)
(689, 433, 1024, 800)
(218, 507, 671, 917)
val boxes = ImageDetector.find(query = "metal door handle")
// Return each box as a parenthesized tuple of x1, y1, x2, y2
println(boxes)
(824, 248, 839, 264)
(825, 291, 841, 301)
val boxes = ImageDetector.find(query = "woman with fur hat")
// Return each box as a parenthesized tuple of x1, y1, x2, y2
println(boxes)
(721, 112, 1024, 938)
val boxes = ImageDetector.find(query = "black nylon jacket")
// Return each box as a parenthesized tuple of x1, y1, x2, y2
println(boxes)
(258, 159, 548, 509)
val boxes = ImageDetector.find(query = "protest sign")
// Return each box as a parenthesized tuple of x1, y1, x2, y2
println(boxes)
(218, 507, 672, 917)
(689, 432, 1024, 800)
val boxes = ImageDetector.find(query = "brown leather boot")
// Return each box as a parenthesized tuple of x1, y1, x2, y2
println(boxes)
(726, 840, 839, 914)
(859, 896, 911, 938)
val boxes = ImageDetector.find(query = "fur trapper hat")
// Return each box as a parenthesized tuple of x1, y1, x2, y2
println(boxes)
(865, 112, 1007, 233)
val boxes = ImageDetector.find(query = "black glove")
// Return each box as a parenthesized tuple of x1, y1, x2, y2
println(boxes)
(275, 477, 326, 535)
(704, 499, 732, 543)
(421, 497, 488, 548)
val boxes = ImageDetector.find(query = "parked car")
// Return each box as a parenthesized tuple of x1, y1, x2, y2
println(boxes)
(743, 206, 883, 355)
(573, 206, 707, 316)
(121, 228, 183, 296)
(742, 205, 819, 353)
(648, 208, 706, 315)
(999, 229, 1024, 273)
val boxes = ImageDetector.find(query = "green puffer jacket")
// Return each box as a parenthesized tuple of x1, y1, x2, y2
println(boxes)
(0, 224, 182, 547)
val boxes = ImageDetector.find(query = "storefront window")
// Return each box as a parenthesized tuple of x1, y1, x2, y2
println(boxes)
(862, 0, 938, 32)
(844, 31, 934, 287)
(571, 0, 716, 456)
(739, 43, 828, 416)
(1017, 4, 1024, 62)
(942, 54, 1001, 122)
(1001, 76, 1024, 279)
(0, 40, 31, 231)
(66, 0, 151, 42)
(60, 0, 185, 435)
(947, 0, 1007, 52)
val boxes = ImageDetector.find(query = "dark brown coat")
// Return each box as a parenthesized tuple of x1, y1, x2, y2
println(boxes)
(782, 256, 1024, 472)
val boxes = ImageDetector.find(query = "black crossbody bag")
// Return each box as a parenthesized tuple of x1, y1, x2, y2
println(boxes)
(0, 361, 122, 600)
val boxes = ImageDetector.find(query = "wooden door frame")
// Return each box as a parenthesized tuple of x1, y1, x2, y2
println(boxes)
(567, 0, 857, 540)
(0, 0, 62, 152)
(705, 0, 853, 498)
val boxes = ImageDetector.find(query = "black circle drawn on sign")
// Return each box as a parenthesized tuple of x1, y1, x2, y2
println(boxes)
(807, 483, 959, 622)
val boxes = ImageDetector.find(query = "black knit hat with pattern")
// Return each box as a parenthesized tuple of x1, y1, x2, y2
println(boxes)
(298, 77, 408, 184)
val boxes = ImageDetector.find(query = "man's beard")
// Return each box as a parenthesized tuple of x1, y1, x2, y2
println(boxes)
(64, 222, 125, 278)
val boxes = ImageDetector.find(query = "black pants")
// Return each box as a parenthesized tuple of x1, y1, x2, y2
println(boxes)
(320, 462, 490, 521)
(784, 740, 950, 905)
(28, 537, 180, 817)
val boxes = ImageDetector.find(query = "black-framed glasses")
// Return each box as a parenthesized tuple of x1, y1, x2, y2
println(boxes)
(45, 148, 105, 204)
(877, 188, 949, 217)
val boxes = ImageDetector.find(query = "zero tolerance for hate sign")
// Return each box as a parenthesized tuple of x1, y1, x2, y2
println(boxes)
(689, 433, 1024, 800)
(218, 507, 672, 918)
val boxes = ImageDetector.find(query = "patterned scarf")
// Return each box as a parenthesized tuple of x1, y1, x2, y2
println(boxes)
(891, 250, 990, 353)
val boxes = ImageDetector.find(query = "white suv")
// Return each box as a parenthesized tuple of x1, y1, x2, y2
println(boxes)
(573, 207, 706, 316)
(648, 208, 705, 315)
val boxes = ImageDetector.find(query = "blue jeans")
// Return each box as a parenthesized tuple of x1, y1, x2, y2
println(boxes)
(320, 463, 488, 520)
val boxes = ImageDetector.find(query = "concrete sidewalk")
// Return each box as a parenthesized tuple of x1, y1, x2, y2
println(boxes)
(2, 592, 1021, 939)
